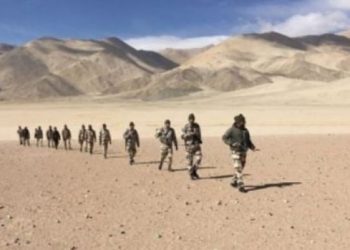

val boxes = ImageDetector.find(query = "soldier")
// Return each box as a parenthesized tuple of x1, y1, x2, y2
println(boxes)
(123, 122, 140, 165)
(52, 127, 61, 150)
(86, 125, 97, 155)
(222, 114, 258, 193)
(22, 127, 30, 146)
(62, 124, 72, 150)
(46, 126, 53, 148)
(78, 125, 87, 152)
(181, 113, 202, 180)
(99, 124, 112, 159)
(34, 126, 44, 147)
(155, 119, 178, 171)
(17, 126, 23, 145)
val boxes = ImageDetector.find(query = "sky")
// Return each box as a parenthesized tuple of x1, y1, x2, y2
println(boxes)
(0, 0, 350, 50)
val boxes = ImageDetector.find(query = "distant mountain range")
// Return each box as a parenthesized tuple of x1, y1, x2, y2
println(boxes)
(1, 31, 350, 101)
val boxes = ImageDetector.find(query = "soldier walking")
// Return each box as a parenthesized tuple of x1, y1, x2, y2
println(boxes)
(181, 113, 202, 180)
(52, 127, 61, 150)
(86, 125, 97, 155)
(62, 125, 72, 150)
(123, 122, 140, 165)
(222, 114, 257, 193)
(35, 126, 44, 147)
(99, 124, 112, 159)
(17, 126, 23, 145)
(155, 119, 178, 171)
(78, 125, 87, 152)
(22, 127, 30, 146)
(46, 126, 53, 148)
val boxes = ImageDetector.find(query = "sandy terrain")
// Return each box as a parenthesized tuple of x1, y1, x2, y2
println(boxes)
(1, 136, 350, 249)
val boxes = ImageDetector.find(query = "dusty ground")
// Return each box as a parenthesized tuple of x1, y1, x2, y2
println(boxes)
(1, 136, 350, 250)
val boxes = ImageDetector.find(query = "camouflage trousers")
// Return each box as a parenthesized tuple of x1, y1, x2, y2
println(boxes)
(53, 139, 59, 149)
(87, 142, 94, 155)
(101, 143, 109, 159)
(127, 146, 137, 162)
(185, 144, 202, 174)
(23, 139, 30, 147)
(36, 139, 43, 147)
(78, 140, 85, 152)
(231, 151, 247, 186)
(63, 139, 72, 150)
(160, 144, 174, 170)
(47, 139, 52, 148)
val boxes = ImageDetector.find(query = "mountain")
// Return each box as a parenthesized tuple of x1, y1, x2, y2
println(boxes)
(2, 31, 350, 101)
(159, 46, 212, 64)
(104, 32, 350, 100)
(0, 37, 177, 100)
(0, 43, 15, 55)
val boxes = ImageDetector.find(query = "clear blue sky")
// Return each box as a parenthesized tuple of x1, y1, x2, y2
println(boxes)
(0, 0, 349, 48)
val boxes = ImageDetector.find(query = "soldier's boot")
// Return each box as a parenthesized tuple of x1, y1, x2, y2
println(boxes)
(158, 161, 163, 170)
(237, 178, 246, 193)
(193, 169, 200, 179)
(189, 167, 197, 180)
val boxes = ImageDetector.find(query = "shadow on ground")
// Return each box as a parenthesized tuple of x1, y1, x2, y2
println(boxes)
(244, 182, 302, 193)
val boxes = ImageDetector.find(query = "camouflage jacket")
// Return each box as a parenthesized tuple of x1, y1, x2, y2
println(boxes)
(35, 129, 43, 139)
(62, 128, 71, 140)
(123, 129, 140, 148)
(86, 129, 97, 143)
(52, 131, 61, 141)
(222, 125, 255, 153)
(156, 127, 178, 149)
(78, 129, 86, 142)
(181, 123, 202, 146)
(99, 129, 111, 145)
(46, 129, 53, 140)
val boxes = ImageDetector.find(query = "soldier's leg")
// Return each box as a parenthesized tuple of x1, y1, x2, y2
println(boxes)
(104, 143, 108, 158)
(68, 139, 72, 150)
(192, 149, 202, 178)
(79, 142, 82, 152)
(167, 148, 174, 171)
(85, 142, 88, 152)
(231, 152, 245, 192)
(128, 148, 135, 165)
(89, 142, 94, 154)
(159, 146, 168, 170)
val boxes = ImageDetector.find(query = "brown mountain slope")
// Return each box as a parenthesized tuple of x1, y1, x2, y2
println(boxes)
(159, 46, 212, 64)
(105, 32, 350, 100)
(0, 37, 177, 100)
(0, 43, 15, 55)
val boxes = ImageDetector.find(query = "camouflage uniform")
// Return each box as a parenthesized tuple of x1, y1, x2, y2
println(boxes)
(52, 128, 61, 150)
(46, 126, 53, 148)
(17, 126, 23, 145)
(86, 126, 97, 155)
(35, 127, 44, 147)
(181, 114, 202, 180)
(99, 125, 112, 159)
(22, 127, 30, 146)
(78, 125, 87, 152)
(62, 125, 72, 150)
(155, 122, 178, 171)
(222, 114, 255, 192)
(123, 124, 140, 165)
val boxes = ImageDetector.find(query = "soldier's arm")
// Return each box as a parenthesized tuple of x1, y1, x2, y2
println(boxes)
(136, 131, 140, 147)
(222, 128, 232, 146)
(197, 124, 202, 144)
(246, 130, 256, 151)
(173, 129, 178, 150)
